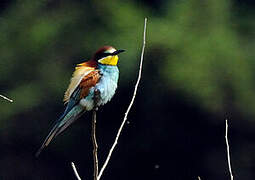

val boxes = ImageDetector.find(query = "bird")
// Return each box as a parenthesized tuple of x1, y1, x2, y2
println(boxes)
(36, 46, 125, 157)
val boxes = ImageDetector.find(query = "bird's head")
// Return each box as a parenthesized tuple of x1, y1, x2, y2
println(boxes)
(93, 46, 125, 66)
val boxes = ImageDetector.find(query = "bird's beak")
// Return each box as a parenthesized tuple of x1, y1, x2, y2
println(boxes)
(112, 49, 125, 55)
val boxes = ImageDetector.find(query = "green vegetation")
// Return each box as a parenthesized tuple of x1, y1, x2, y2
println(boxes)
(1, 0, 255, 119)
(0, 0, 255, 179)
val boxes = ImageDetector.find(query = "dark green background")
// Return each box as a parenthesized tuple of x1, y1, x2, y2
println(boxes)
(1, 0, 255, 179)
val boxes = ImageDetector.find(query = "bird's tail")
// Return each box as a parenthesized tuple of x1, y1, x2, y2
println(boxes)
(35, 105, 85, 157)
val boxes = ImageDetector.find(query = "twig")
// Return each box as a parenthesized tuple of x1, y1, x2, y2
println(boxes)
(0, 94, 13, 102)
(92, 110, 99, 180)
(71, 162, 82, 180)
(98, 17, 147, 180)
(225, 119, 234, 180)
(198, 176, 201, 180)
(92, 89, 100, 180)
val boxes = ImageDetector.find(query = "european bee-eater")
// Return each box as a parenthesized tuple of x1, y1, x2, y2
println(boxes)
(36, 46, 125, 157)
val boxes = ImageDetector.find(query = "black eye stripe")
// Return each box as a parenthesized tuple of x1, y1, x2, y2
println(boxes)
(101, 52, 112, 56)
(95, 52, 112, 60)
(95, 49, 124, 61)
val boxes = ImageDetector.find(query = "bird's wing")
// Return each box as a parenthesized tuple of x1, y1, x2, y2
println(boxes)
(79, 70, 101, 99)
(54, 70, 101, 136)
(55, 69, 101, 134)
(63, 60, 97, 103)
(36, 69, 101, 157)
(63, 69, 101, 114)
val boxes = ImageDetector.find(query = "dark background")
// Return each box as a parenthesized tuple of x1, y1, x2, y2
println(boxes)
(1, 0, 255, 179)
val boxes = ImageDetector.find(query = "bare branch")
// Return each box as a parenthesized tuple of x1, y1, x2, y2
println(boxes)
(0, 94, 13, 102)
(98, 17, 147, 180)
(92, 89, 100, 180)
(225, 119, 234, 180)
(92, 109, 99, 180)
(71, 162, 82, 180)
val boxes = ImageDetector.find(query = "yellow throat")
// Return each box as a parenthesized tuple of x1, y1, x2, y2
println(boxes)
(98, 55, 119, 66)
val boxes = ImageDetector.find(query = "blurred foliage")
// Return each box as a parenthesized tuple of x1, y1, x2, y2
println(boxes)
(0, 0, 255, 179)
(1, 0, 255, 120)
(149, 0, 255, 116)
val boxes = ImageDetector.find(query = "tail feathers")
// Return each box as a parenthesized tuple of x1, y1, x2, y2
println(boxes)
(35, 123, 59, 157)
(35, 105, 84, 157)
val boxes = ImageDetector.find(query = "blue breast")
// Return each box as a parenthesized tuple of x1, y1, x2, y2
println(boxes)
(95, 64, 119, 105)
(80, 64, 119, 110)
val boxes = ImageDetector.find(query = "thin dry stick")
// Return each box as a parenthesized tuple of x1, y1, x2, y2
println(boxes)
(71, 162, 82, 180)
(0, 94, 13, 102)
(98, 17, 147, 180)
(198, 176, 201, 180)
(92, 90, 100, 180)
(225, 119, 234, 180)
(92, 110, 99, 180)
